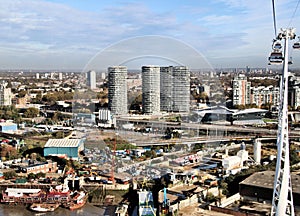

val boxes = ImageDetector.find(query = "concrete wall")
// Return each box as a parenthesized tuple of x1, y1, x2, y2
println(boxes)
(219, 193, 241, 208)
(210, 205, 257, 216)
(169, 193, 199, 213)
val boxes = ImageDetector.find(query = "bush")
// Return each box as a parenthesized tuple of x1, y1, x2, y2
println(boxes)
(206, 192, 217, 202)
(3, 170, 17, 180)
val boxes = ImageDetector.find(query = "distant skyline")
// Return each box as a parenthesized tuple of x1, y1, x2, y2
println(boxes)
(1, 0, 300, 70)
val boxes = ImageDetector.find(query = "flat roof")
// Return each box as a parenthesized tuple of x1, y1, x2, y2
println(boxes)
(240, 171, 300, 193)
(44, 139, 83, 148)
(6, 188, 41, 193)
(0, 122, 17, 126)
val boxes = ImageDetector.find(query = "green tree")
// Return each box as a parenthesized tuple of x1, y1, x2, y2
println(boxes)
(3, 170, 17, 180)
(53, 131, 65, 138)
(31, 92, 43, 104)
(219, 180, 229, 196)
(18, 90, 27, 98)
(24, 107, 39, 118)
(206, 192, 217, 202)
(27, 173, 36, 180)
(42, 93, 58, 105)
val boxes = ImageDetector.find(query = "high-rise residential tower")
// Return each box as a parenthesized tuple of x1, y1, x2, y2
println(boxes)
(160, 66, 190, 112)
(172, 66, 190, 112)
(87, 70, 96, 89)
(160, 66, 173, 112)
(142, 65, 160, 114)
(58, 72, 63, 80)
(0, 81, 12, 106)
(108, 66, 128, 115)
(232, 74, 251, 106)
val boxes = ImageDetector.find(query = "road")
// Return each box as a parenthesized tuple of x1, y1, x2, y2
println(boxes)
(117, 117, 300, 137)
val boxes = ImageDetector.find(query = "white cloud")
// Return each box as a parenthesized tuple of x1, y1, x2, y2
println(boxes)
(0, 0, 299, 69)
(199, 15, 233, 25)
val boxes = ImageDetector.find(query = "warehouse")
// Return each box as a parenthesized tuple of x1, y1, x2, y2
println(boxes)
(44, 139, 84, 160)
(239, 171, 300, 206)
(0, 122, 17, 133)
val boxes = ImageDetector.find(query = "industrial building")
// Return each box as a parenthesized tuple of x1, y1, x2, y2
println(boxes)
(75, 113, 96, 125)
(0, 122, 17, 133)
(239, 171, 300, 206)
(18, 160, 58, 174)
(97, 109, 115, 128)
(44, 139, 84, 160)
(108, 66, 128, 115)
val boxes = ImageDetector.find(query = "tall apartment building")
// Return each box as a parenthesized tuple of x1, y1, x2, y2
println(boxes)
(160, 66, 173, 112)
(160, 66, 190, 112)
(108, 66, 128, 115)
(142, 66, 160, 114)
(251, 86, 280, 107)
(288, 74, 300, 109)
(0, 81, 12, 106)
(232, 74, 251, 106)
(172, 66, 190, 112)
(86, 70, 96, 89)
(58, 72, 63, 80)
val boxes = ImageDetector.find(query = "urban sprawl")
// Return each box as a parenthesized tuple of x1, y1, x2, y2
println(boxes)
(0, 67, 299, 215)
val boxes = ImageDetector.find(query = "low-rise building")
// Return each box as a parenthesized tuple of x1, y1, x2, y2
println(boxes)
(239, 171, 300, 206)
(0, 122, 17, 133)
(18, 160, 58, 174)
(44, 139, 84, 160)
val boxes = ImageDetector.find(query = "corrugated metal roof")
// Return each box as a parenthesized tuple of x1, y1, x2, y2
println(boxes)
(44, 139, 82, 148)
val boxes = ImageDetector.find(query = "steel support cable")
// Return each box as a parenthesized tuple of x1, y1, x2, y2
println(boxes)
(287, 0, 300, 28)
(272, 0, 278, 38)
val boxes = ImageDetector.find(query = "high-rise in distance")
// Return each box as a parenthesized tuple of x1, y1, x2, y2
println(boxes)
(160, 66, 190, 112)
(171, 66, 190, 112)
(0, 81, 12, 106)
(86, 70, 96, 89)
(232, 74, 251, 106)
(108, 66, 128, 115)
(160, 66, 173, 112)
(142, 66, 160, 114)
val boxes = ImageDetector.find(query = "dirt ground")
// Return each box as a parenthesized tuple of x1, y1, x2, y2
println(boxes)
(178, 204, 232, 216)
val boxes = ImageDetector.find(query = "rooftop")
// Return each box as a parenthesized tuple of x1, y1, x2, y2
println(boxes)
(44, 139, 83, 148)
(240, 171, 300, 193)
(0, 122, 17, 126)
(5, 188, 41, 194)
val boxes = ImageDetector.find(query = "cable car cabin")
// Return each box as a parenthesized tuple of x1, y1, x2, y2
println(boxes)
(293, 42, 300, 49)
(273, 41, 282, 50)
(268, 52, 283, 64)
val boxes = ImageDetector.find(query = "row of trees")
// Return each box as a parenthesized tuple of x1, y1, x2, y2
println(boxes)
(0, 105, 72, 125)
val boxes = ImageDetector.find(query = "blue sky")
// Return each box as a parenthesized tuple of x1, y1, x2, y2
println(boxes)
(1, 0, 300, 69)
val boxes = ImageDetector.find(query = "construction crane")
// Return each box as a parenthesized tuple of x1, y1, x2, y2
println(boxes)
(270, 28, 295, 216)
(161, 187, 170, 215)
